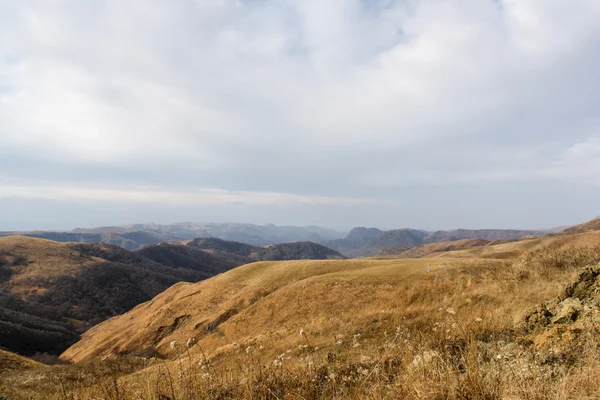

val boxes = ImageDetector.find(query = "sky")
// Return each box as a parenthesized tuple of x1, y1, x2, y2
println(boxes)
(1, 0, 600, 232)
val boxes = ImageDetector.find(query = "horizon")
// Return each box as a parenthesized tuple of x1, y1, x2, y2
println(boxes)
(2, 1, 600, 230)
(0, 218, 581, 235)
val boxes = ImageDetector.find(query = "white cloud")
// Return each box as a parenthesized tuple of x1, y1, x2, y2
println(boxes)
(0, 182, 381, 207)
(1, 1, 600, 228)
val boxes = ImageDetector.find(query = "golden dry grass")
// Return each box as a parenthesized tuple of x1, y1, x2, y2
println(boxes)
(3, 232, 600, 399)
(0, 236, 102, 298)
(0, 349, 42, 375)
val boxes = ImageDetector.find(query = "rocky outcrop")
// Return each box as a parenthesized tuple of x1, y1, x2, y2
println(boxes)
(523, 265, 600, 351)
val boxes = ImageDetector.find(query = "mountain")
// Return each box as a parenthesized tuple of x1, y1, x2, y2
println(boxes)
(1, 223, 345, 250)
(185, 237, 345, 262)
(326, 226, 546, 257)
(0, 230, 598, 397)
(0, 236, 343, 356)
(56, 230, 600, 400)
(325, 228, 427, 257)
(0, 236, 240, 356)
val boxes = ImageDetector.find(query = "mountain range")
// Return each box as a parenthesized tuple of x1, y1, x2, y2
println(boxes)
(324, 227, 554, 257)
(0, 222, 564, 258)
(0, 223, 345, 250)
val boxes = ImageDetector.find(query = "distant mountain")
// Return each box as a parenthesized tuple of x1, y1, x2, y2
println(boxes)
(0, 223, 345, 250)
(324, 228, 427, 257)
(325, 227, 546, 257)
(157, 238, 346, 264)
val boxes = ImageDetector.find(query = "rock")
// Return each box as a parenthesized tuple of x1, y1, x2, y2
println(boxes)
(551, 298, 583, 324)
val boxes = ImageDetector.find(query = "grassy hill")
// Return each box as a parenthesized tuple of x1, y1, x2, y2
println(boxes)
(5, 230, 585, 399)
(0, 237, 239, 355)
(0, 349, 42, 376)
(63, 231, 600, 364)
(0, 236, 344, 357)
(563, 217, 600, 234)
(378, 239, 493, 257)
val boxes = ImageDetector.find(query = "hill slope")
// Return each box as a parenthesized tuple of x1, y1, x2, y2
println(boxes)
(0, 237, 238, 356)
(2, 231, 599, 398)
(378, 238, 493, 257)
(63, 230, 600, 363)
(563, 217, 600, 234)
(0, 236, 343, 356)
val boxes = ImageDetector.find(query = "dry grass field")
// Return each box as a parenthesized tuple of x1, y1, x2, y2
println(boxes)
(2, 231, 600, 399)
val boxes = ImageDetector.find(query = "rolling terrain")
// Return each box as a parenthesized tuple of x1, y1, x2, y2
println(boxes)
(0, 236, 343, 356)
(62, 229, 600, 363)
(13, 227, 591, 399)
(2, 218, 600, 398)
(0, 237, 230, 355)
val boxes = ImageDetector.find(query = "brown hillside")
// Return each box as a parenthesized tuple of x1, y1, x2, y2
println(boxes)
(378, 239, 492, 257)
(0, 349, 42, 376)
(563, 217, 600, 234)
(0, 236, 227, 356)
(0, 236, 96, 298)
(62, 230, 600, 365)
(2, 231, 600, 398)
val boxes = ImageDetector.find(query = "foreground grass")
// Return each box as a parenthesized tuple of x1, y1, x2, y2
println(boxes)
(3, 243, 600, 399)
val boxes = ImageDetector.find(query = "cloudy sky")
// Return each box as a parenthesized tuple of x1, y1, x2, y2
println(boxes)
(1, 0, 600, 231)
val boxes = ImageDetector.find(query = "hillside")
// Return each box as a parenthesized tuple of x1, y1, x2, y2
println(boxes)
(326, 226, 546, 257)
(62, 230, 600, 363)
(41, 230, 600, 399)
(563, 217, 600, 234)
(0, 236, 343, 356)
(0, 230, 173, 251)
(0, 230, 596, 397)
(185, 238, 346, 261)
(0, 237, 237, 356)
(378, 239, 493, 257)
(0, 349, 42, 376)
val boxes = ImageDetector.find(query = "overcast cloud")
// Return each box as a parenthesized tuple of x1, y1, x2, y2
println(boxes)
(1, 0, 600, 231)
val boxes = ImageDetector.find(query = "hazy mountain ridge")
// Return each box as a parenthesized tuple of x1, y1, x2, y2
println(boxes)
(186, 237, 345, 262)
(325, 227, 549, 257)
(1, 223, 345, 250)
